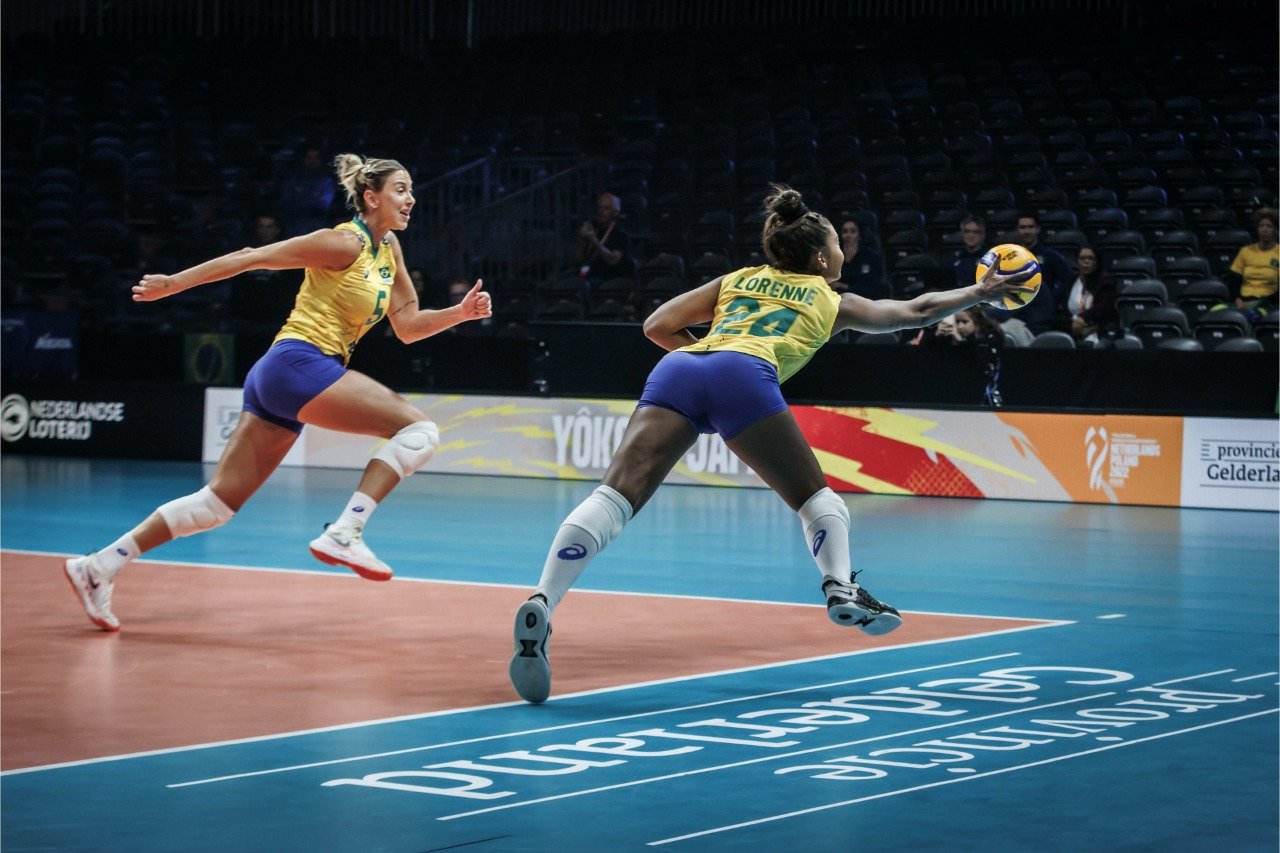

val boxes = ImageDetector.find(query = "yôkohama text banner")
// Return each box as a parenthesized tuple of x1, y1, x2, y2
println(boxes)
(203, 389, 1279, 511)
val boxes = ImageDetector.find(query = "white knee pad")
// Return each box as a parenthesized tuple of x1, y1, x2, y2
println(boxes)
(157, 486, 235, 538)
(373, 420, 439, 479)
(798, 487, 850, 533)
(564, 485, 633, 551)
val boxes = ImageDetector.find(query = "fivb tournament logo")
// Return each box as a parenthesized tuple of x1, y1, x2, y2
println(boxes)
(1085, 425, 1161, 500)
(1084, 426, 1108, 490)
(1, 394, 30, 441)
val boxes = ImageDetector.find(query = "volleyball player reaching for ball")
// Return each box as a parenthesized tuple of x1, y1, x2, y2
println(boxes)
(65, 154, 492, 632)
(508, 184, 1034, 703)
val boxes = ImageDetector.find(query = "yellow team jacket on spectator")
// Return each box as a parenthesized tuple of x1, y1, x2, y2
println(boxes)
(1230, 242, 1280, 300)
(679, 265, 840, 383)
(274, 219, 395, 363)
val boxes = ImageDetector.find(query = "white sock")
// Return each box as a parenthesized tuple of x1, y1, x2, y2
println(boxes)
(335, 491, 378, 531)
(95, 534, 139, 579)
(535, 485, 633, 613)
(797, 487, 852, 584)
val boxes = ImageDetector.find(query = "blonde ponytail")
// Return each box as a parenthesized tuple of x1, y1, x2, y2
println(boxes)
(332, 153, 408, 214)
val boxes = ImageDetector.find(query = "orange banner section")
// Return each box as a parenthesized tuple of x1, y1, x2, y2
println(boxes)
(996, 413, 1183, 506)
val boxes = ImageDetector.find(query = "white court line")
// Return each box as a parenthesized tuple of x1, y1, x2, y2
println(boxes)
(1149, 669, 1237, 686)
(2, 548, 1054, 621)
(3, 549, 1067, 777)
(647, 708, 1280, 846)
(167, 653, 1025, 788)
(1096, 614, 1126, 619)
(6, 622, 1066, 779)
(1232, 672, 1279, 682)
(438, 692, 1116, 822)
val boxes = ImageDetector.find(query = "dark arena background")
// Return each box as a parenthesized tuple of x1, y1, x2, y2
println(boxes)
(2, 1, 1277, 851)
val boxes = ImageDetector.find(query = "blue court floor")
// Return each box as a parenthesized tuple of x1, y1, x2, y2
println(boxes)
(1, 455, 1277, 851)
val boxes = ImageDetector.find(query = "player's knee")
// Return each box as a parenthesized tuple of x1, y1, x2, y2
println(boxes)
(373, 420, 439, 479)
(564, 485, 633, 550)
(157, 486, 235, 538)
(798, 487, 849, 527)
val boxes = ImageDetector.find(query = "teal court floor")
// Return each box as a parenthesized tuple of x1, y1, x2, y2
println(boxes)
(1, 455, 1276, 852)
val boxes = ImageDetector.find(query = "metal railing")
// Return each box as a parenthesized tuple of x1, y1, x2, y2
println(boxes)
(412, 157, 607, 288)
(408, 156, 578, 239)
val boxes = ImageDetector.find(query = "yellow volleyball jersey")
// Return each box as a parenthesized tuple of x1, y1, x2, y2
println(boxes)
(678, 265, 841, 382)
(1230, 242, 1279, 299)
(274, 220, 395, 363)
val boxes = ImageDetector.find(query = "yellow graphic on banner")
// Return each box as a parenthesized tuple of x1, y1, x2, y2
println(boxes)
(494, 424, 556, 439)
(438, 438, 491, 452)
(526, 459, 597, 479)
(449, 455, 552, 476)
(441, 403, 561, 424)
(823, 406, 1037, 483)
(813, 448, 911, 494)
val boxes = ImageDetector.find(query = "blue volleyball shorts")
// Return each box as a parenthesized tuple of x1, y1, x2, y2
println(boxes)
(636, 350, 787, 440)
(242, 339, 346, 433)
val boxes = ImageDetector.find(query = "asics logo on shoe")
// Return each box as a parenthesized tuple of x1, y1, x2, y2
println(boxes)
(811, 529, 827, 556)
(86, 572, 100, 590)
(557, 544, 587, 560)
(328, 531, 352, 547)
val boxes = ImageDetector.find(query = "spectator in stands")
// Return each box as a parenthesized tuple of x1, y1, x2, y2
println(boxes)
(229, 214, 302, 335)
(576, 192, 635, 287)
(506, 184, 1035, 704)
(1226, 206, 1278, 319)
(278, 144, 338, 238)
(64, 154, 493, 632)
(950, 215, 988, 289)
(915, 307, 1003, 348)
(908, 313, 959, 346)
(954, 306, 1005, 348)
(836, 217, 887, 299)
(985, 211, 1073, 340)
(1067, 246, 1118, 344)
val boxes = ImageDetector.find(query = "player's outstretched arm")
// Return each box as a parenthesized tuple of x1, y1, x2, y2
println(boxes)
(833, 263, 1036, 334)
(132, 229, 359, 302)
(384, 234, 492, 343)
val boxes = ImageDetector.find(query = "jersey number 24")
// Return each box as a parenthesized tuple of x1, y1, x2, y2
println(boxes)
(710, 296, 798, 337)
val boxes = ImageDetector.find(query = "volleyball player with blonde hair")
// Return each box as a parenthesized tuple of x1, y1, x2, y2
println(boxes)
(65, 154, 492, 631)
(508, 184, 1034, 703)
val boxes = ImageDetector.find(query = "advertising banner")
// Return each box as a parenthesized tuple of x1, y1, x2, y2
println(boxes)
(2, 381, 203, 459)
(201, 390, 1278, 511)
(202, 388, 754, 487)
(0, 311, 78, 380)
(996, 412, 1183, 506)
(1180, 417, 1280, 511)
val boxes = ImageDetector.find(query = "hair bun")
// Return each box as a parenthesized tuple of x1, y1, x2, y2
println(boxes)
(781, 201, 809, 224)
(765, 185, 809, 225)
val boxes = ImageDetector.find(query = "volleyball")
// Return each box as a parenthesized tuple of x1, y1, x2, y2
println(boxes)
(975, 243, 1042, 309)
